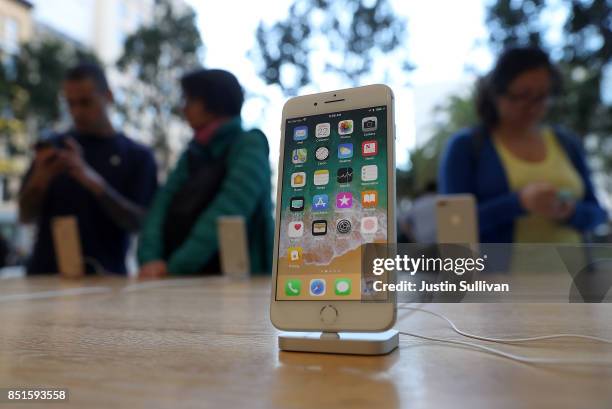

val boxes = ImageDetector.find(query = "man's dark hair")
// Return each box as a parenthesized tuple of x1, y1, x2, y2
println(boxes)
(476, 46, 562, 129)
(64, 62, 110, 92)
(180, 69, 244, 116)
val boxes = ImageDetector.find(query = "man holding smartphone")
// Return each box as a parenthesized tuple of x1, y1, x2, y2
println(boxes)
(18, 63, 158, 274)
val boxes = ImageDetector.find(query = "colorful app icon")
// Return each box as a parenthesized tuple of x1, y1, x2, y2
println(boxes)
(335, 192, 353, 209)
(288, 246, 303, 263)
(361, 190, 378, 208)
(338, 143, 353, 159)
(338, 120, 353, 135)
(313, 169, 329, 186)
(291, 148, 307, 164)
(336, 219, 352, 234)
(362, 116, 377, 132)
(335, 278, 351, 296)
(361, 165, 378, 182)
(290, 196, 305, 211)
(291, 172, 306, 187)
(360, 216, 378, 234)
(337, 167, 353, 183)
(285, 279, 302, 296)
(288, 221, 304, 238)
(309, 279, 326, 296)
(315, 146, 329, 161)
(312, 194, 329, 211)
(293, 125, 308, 141)
(315, 123, 331, 138)
(312, 220, 327, 236)
(362, 140, 378, 157)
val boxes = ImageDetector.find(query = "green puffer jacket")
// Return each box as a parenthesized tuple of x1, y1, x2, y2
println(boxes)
(138, 117, 274, 275)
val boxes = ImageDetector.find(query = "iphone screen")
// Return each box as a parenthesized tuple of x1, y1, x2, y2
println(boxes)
(276, 106, 389, 300)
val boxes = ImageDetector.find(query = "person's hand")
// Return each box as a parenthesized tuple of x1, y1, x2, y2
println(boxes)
(60, 138, 106, 196)
(138, 260, 168, 279)
(519, 182, 560, 219)
(29, 146, 67, 189)
(551, 199, 576, 222)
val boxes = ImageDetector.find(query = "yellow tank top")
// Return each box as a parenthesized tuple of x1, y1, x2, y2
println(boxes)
(493, 128, 584, 243)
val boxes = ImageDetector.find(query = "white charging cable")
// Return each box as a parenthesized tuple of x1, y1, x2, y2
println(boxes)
(396, 304, 612, 366)
(398, 305, 612, 344)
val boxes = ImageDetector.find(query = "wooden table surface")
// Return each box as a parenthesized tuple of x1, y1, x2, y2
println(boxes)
(1, 276, 611, 409)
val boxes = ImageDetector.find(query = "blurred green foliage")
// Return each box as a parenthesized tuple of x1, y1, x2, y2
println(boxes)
(251, 0, 412, 96)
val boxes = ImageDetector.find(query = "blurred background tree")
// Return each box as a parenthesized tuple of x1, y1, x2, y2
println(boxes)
(251, 0, 412, 97)
(116, 0, 203, 173)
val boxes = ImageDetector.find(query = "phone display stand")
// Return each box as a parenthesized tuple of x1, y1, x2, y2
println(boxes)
(278, 329, 399, 355)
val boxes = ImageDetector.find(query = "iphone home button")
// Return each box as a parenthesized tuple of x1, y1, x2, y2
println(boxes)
(320, 305, 338, 324)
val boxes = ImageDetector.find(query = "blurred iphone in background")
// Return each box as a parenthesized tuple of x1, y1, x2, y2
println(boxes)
(217, 216, 250, 278)
(52, 216, 84, 278)
(436, 194, 478, 245)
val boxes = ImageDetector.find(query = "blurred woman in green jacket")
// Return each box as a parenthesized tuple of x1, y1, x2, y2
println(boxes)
(137, 69, 273, 277)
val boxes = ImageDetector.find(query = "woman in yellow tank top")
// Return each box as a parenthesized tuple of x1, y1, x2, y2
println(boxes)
(493, 127, 584, 243)
(440, 47, 607, 244)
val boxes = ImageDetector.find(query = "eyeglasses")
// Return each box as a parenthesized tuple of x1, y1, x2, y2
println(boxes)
(503, 90, 552, 106)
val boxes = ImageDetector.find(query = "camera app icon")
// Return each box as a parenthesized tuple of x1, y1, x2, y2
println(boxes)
(362, 116, 377, 132)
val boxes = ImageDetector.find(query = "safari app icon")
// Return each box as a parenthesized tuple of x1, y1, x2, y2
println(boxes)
(309, 279, 326, 296)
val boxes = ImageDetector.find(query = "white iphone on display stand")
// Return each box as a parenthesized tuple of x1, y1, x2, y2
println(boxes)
(270, 84, 396, 333)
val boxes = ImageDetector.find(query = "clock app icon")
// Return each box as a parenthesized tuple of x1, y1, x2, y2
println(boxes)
(315, 146, 329, 161)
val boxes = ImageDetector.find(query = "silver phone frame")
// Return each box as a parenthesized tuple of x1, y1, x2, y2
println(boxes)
(270, 84, 397, 332)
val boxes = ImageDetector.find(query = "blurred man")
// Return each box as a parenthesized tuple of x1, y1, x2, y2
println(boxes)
(19, 63, 158, 274)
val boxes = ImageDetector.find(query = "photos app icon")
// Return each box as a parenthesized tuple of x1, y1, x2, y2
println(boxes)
(338, 120, 353, 135)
